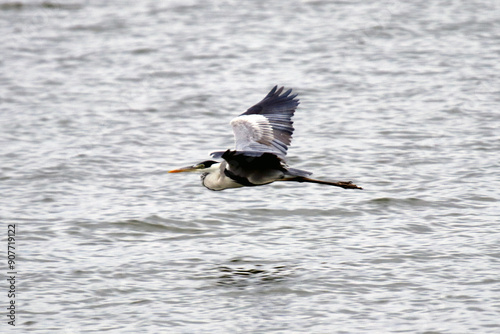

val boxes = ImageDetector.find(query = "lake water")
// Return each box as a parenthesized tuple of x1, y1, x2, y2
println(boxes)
(1, 0, 499, 333)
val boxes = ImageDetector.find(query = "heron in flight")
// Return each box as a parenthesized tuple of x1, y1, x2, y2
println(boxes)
(169, 86, 362, 191)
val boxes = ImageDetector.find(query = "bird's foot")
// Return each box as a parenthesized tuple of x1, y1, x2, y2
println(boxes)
(338, 181, 363, 190)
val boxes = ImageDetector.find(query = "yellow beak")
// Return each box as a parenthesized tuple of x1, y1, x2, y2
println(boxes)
(168, 165, 200, 173)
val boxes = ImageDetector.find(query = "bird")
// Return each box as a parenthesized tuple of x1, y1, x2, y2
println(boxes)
(168, 86, 362, 191)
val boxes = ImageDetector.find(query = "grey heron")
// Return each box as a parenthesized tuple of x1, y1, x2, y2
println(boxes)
(169, 86, 362, 191)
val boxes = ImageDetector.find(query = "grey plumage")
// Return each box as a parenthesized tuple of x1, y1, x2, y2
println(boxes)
(169, 86, 362, 191)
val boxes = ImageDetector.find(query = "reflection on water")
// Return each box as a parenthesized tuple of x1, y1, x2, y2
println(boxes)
(215, 259, 295, 287)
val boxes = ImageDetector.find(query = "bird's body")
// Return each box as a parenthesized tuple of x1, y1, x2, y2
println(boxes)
(169, 86, 362, 191)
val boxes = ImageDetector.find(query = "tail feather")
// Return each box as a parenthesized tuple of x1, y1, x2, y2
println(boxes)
(285, 167, 312, 178)
(279, 176, 362, 190)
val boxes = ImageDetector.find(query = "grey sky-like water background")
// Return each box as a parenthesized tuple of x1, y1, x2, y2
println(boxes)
(1, 0, 499, 333)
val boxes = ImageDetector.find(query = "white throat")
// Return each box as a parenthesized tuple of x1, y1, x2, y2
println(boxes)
(200, 162, 243, 191)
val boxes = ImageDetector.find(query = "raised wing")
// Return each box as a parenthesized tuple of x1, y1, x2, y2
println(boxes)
(229, 86, 299, 158)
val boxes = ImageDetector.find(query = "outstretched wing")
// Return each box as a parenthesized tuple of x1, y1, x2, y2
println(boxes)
(229, 86, 299, 158)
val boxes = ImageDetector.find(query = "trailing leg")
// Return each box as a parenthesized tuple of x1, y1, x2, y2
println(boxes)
(278, 176, 362, 189)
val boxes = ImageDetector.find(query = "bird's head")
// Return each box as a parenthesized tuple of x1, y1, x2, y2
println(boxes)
(168, 160, 219, 174)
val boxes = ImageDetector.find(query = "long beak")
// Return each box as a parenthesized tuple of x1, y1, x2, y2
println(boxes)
(168, 165, 200, 173)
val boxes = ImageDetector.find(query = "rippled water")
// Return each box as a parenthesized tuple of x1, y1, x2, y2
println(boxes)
(1, 0, 500, 333)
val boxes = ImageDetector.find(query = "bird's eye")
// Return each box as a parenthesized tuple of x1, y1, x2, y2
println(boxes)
(199, 160, 217, 168)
